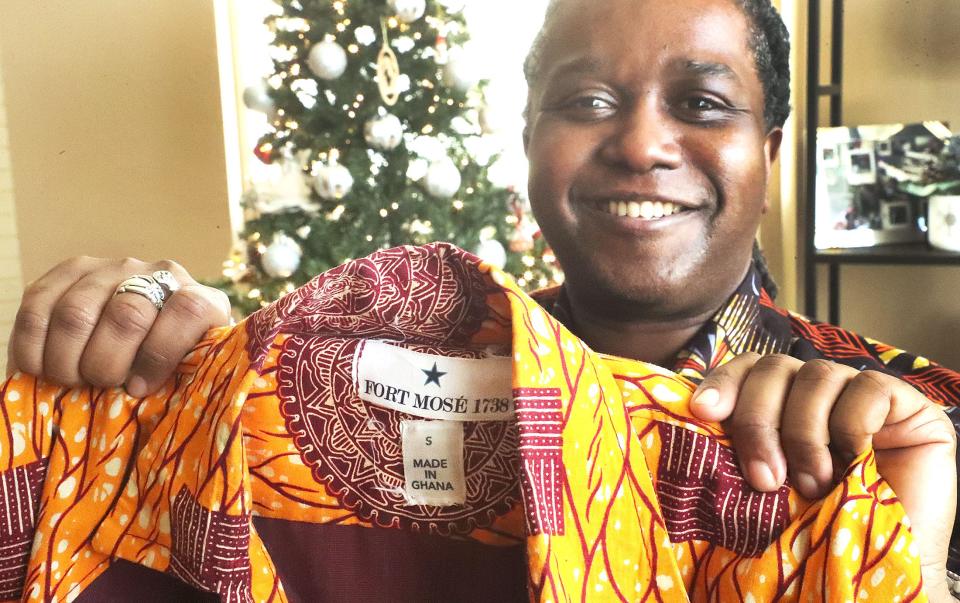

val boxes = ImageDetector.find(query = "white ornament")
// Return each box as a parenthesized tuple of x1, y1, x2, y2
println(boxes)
(475, 239, 507, 270)
(354, 25, 377, 46)
(307, 40, 348, 80)
(423, 157, 462, 199)
(261, 235, 303, 278)
(437, 0, 466, 13)
(443, 55, 479, 92)
(364, 113, 404, 151)
(242, 80, 275, 114)
(254, 159, 319, 213)
(313, 161, 354, 200)
(388, 0, 426, 23)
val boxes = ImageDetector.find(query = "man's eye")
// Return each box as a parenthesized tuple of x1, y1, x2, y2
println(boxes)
(568, 96, 614, 111)
(684, 97, 722, 112)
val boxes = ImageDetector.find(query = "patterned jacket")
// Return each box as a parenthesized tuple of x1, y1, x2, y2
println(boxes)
(0, 244, 939, 601)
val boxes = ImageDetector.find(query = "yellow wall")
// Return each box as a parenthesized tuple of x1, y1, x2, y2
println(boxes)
(0, 1, 232, 283)
(815, 0, 960, 369)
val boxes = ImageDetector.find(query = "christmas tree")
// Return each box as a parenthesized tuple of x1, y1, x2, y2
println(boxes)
(222, 0, 560, 315)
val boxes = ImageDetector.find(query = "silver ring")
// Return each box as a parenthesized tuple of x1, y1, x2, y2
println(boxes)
(151, 270, 181, 298)
(114, 275, 166, 310)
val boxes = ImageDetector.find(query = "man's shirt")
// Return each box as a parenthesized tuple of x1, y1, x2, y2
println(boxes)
(0, 243, 938, 602)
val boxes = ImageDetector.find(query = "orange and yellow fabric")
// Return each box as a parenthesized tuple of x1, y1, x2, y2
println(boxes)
(0, 243, 927, 601)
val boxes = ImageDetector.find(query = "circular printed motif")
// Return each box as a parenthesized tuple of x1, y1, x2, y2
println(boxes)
(278, 335, 520, 536)
(245, 244, 493, 369)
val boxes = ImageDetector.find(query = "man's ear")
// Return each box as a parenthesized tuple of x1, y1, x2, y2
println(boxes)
(761, 128, 784, 214)
(764, 127, 784, 171)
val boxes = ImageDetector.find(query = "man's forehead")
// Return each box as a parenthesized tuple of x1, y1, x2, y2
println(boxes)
(536, 0, 754, 75)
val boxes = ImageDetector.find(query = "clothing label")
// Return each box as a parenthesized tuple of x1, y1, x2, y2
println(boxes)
(354, 340, 514, 421)
(401, 420, 466, 506)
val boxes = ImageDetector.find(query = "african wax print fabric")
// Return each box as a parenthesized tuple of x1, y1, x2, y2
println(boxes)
(0, 243, 930, 602)
(542, 262, 960, 573)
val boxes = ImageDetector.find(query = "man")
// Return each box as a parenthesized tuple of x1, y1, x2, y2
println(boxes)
(6, 0, 959, 599)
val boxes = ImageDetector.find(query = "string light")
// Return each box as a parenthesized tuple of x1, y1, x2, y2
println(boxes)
(348, 44, 359, 53)
(336, 22, 347, 32)
(427, 106, 436, 114)
(379, 208, 389, 217)
(452, 200, 464, 210)
(522, 255, 535, 267)
(391, 202, 399, 210)
(422, 124, 434, 134)
(248, 289, 262, 299)
(388, 17, 399, 28)
(366, 235, 374, 241)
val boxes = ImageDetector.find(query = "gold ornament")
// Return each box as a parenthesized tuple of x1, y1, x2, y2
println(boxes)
(376, 20, 401, 106)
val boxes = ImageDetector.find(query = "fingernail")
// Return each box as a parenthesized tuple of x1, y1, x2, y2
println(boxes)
(794, 472, 821, 499)
(126, 376, 147, 399)
(746, 460, 778, 491)
(692, 388, 720, 407)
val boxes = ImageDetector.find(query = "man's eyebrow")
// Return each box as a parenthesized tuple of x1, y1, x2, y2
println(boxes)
(547, 57, 605, 79)
(682, 60, 740, 81)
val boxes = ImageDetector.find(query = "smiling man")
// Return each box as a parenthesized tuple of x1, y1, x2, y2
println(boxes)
(5, 0, 960, 601)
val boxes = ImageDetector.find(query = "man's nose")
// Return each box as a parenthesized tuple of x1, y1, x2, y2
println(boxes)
(599, 100, 682, 172)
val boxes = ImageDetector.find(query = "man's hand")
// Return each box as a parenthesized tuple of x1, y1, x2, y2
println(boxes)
(689, 353, 958, 600)
(9, 256, 231, 397)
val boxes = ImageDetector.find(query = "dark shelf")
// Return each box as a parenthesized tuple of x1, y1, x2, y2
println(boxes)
(814, 243, 960, 265)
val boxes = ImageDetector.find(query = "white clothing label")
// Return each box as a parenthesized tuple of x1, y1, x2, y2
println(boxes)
(401, 420, 465, 506)
(354, 340, 513, 422)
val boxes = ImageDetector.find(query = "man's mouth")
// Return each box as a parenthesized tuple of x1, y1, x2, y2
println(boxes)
(594, 200, 692, 220)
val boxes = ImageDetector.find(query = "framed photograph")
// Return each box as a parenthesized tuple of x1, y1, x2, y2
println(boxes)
(814, 121, 953, 249)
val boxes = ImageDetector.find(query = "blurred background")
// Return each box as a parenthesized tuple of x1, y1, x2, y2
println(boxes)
(0, 0, 958, 370)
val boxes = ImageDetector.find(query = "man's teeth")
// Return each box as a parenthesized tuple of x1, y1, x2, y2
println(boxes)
(604, 200, 684, 219)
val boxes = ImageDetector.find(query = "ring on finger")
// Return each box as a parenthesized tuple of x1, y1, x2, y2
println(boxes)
(114, 275, 166, 311)
(151, 270, 181, 298)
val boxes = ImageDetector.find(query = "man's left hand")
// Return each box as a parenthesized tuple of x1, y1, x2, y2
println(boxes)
(689, 354, 957, 599)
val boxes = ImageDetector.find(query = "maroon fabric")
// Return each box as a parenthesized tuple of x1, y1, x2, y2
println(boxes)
(78, 517, 527, 602)
(251, 517, 527, 603)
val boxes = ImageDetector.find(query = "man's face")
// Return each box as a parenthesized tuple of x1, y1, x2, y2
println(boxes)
(525, 0, 782, 321)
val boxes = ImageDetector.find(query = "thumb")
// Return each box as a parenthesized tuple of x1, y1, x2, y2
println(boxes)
(689, 352, 762, 422)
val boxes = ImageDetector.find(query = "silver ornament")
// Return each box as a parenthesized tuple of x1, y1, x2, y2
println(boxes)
(261, 235, 303, 278)
(242, 80, 275, 114)
(424, 157, 462, 199)
(475, 238, 507, 270)
(364, 113, 404, 151)
(313, 161, 354, 200)
(307, 40, 348, 80)
(437, 0, 466, 13)
(388, 0, 426, 23)
(442, 55, 479, 92)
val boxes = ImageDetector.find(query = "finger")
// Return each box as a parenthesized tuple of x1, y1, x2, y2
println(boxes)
(726, 354, 803, 492)
(76, 279, 160, 389)
(125, 284, 231, 397)
(77, 258, 197, 390)
(827, 370, 898, 461)
(780, 359, 858, 499)
(690, 352, 764, 423)
(9, 256, 106, 377)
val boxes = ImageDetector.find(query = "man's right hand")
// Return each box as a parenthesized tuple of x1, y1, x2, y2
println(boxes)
(9, 256, 231, 397)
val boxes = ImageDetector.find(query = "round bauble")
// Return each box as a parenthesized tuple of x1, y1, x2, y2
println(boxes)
(437, 0, 466, 14)
(307, 40, 348, 80)
(314, 162, 354, 200)
(364, 113, 404, 151)
(242, 80, 275, 114)
(442, 55, 479, 93)
(388, 0, 426, 23)
(475, 238, 507, 270)
(261, 235, 303, 279)
(423, 157, 462, 199)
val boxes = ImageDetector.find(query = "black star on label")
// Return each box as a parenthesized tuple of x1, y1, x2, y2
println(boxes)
(421, 362, 447, 387)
